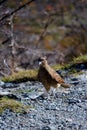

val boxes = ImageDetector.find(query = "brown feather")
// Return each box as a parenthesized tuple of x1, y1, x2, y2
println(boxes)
(38, 57, 70, 92)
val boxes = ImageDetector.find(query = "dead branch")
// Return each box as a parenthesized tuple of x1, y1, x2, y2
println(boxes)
(35, 15, 54, 48)
(0, 0, 35, 22)
(0, 71, 8, 76)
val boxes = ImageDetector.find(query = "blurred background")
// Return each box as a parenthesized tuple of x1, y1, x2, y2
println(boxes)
(0, 0, 87, 73)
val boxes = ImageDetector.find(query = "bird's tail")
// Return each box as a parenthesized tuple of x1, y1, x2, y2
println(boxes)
(61, 83, 70, 88)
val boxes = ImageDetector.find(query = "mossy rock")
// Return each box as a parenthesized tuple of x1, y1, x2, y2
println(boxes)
(0, 97, 29, 114)
(2, 69, 38, 83)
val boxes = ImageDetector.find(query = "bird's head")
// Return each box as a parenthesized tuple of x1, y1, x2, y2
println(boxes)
(38, 56, 47, 67)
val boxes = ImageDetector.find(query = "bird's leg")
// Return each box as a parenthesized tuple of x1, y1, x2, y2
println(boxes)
(47, 87, 56, 101)
(50, 84, 61, 99)
(46, 90, 51, 101)
(43, 89, 49, 99)
(57, 83, 61, 88)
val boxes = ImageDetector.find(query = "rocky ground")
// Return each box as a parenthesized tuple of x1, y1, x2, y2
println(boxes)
(0, 70, 87, 130)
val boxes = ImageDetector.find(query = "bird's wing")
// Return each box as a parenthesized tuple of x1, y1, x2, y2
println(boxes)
(45, 64, 64, 83)
(52, 70, 64, 83)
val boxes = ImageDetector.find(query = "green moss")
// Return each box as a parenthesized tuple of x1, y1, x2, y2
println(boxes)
(52, 64, 63, 70)
(73, 54, 87, 63)
(14, 88, 34, 93)
(1, 65, 63, 83)
(0, 97, 29, 114)
(1, 63, 73, 83)
(1, 54, 87, 83)
(1, 69, 38, 83)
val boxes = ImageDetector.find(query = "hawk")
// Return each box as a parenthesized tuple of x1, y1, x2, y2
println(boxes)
(38, 56, 70, 92)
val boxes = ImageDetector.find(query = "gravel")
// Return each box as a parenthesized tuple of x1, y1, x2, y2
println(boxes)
(0, 71, 87, 130)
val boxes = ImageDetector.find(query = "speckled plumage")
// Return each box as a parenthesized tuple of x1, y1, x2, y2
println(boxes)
(38, 57, 70, 92)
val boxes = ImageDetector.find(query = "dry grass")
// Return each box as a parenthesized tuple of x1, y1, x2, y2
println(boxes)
(2, 69, 38, 83)
(0, 97, 29, 113)
(1, 66, 62, 83)
(1, 55, 87, 83)
(73, 54, 87, 63)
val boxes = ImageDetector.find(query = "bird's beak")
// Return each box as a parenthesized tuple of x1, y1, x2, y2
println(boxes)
(39, 61, 42, 65)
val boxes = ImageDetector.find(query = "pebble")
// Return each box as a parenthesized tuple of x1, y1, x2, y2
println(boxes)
(41, 126, 51, 130)
(0, 80, 5, 86)
(0, 72, 87, 130)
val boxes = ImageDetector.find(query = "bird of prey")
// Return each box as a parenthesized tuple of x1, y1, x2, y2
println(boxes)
(38, 56, 70, 92)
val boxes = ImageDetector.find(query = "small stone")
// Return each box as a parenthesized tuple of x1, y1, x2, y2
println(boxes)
(0, 80, 5, 86)
(68, 123, 81, 130)
(80, 64, 86, 70)
(2, 83, 18, 89)
(72, 81, 79, 85)
(66, 118, 72, 122)
(71, 77, 78, 81)
(67, 98, 81, 104)
(41, 126, 51, 130)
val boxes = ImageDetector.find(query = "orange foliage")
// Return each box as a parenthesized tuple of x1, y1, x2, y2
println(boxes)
(46, 5, 53, 11)
(44, 35, 53, 50)
(60, 33, 84, 48)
